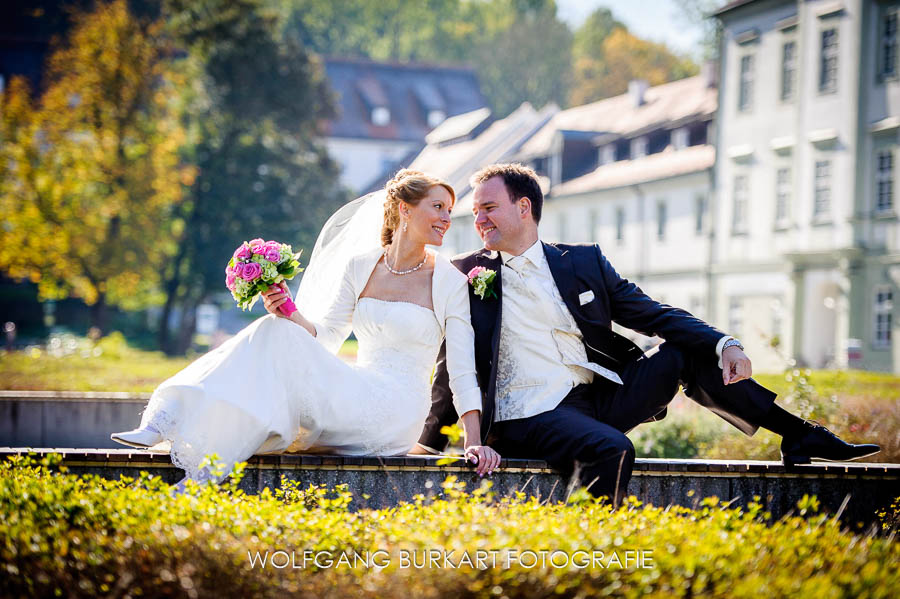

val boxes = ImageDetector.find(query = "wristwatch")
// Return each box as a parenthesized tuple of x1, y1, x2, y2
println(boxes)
(722, 338, 744, 352)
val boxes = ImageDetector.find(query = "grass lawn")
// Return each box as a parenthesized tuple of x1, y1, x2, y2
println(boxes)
(0, 333, 359, 393)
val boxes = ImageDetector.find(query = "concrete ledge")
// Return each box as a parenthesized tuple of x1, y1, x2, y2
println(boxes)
(4, 448, 898, 526)
(0, 392, 149, 448)
(0, 390, 151, 401)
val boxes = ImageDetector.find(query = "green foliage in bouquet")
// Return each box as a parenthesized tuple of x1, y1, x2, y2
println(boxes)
(226, 242, 303, 311)
(2, 454, 898, 598)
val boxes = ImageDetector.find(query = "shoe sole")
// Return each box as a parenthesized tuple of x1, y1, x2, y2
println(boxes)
(781, 448, 881, 467)
(110, 434, 155, 449)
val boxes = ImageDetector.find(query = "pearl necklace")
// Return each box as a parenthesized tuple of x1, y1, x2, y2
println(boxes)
(383, 250, 427, 275)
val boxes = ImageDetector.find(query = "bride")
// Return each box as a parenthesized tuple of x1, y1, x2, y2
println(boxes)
(111, 169, 500, 485)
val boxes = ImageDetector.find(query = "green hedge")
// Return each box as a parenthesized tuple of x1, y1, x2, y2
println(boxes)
(2, 455, 898, 598)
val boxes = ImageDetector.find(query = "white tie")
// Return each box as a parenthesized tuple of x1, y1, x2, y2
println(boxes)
(506, 255, 528, 275)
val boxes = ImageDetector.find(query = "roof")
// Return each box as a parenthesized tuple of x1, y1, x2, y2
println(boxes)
(516, 75, 716, 160)
(323, 57, 488, 143)
(551, 145, 715, 196)
(408, 102, 559, 215)
(712, 0, 762, 18)
(425, 107, 492, 145)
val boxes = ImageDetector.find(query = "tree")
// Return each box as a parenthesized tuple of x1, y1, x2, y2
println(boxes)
(673, 0, 724, 62)
(570, 26, 698, 105)
(572, 6, 625, 59)
(0, 0, 192, 333)
(272, 0, 572, 116)
(156, 0, 347, 353)
(470, 0, 573, 115)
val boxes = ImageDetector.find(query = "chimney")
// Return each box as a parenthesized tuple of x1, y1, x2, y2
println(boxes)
(628, 79, 648, 107)
(701, 60, 719, 88)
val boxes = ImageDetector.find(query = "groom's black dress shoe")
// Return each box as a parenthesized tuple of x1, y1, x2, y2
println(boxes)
(781, 422, 881, 467)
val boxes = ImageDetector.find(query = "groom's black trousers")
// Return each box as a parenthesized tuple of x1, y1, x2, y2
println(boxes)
(488, 343, 777, 505)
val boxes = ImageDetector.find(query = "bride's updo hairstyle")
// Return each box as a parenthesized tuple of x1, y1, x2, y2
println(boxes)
(382, 169, 455, 246)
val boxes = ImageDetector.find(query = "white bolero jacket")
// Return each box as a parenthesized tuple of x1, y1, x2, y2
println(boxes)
(307, 247, 482, 418)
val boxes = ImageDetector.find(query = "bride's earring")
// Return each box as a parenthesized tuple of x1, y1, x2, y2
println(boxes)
(402, 219, 408, 233)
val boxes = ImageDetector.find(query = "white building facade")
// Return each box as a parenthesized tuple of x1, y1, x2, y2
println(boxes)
(714, 0, 900, 372)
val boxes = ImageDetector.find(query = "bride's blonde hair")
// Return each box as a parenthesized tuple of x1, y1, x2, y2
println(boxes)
(382, 169, 455, 246)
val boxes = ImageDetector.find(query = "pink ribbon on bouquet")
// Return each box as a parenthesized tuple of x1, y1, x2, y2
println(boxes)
(277, 282, 298, 317)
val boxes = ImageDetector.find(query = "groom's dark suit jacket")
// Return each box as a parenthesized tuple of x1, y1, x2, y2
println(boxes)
(419, 242, 729, 451)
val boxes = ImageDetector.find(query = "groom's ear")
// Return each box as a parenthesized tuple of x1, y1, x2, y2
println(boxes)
(518, 197, 531, 219)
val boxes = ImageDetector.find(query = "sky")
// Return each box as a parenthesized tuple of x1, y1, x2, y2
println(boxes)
(556, 0, 708, 58)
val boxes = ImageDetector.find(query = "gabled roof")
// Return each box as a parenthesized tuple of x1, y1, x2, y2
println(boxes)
(551, 145, 715, 196)
(713, 0, 763, 18)
(516, 75, 716, 160)
(425, 107, 492, 145)
(323, 57, 488, 143)
(408, 102, 559, 215)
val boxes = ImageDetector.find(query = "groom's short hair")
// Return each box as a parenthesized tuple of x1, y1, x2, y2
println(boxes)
(471, 163, 543, 224)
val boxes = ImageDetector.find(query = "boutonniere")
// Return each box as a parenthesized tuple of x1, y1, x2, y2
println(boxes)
(467, 266, 497, 300)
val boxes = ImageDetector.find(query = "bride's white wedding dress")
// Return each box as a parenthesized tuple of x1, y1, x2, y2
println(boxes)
(131, 247, 481, 482)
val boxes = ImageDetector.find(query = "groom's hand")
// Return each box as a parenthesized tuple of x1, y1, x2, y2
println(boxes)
(464, 445, 501, 476)
(722, 346, 752, 385)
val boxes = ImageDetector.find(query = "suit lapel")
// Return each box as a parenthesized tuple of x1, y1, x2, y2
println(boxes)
(471, 250, 502, 440)
(467, 250, 502, 330)
(543, 242, 580, 316)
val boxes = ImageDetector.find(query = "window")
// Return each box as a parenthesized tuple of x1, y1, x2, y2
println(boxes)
(656, 200, 667, 240)
(819, 28, 839, 93)
(615, 207, 625, 244)
(600, 144, 616, 165)
(728, 298, 743, 339)
(781, 40, 797, 101)
(814, 160, 832, 218)
(371, 106, 390, 126)
(882, 9, 898, 79)
(558, 212, 568, 242)
(775, 167, 791, 225)
(732, 175, 748, 233)
(672, 128, 689, 150)
(695, 194, 706, 235)
(877, 149, 894, 213)
(771, 299, 783, 341)
(631, 136, 648, 159)
(739, 54, 755, 112)
(427, 110, 446, 128)
(589, 209, 599, 242)
(690, 296, 704, 318)
(874, 287, 893, 349)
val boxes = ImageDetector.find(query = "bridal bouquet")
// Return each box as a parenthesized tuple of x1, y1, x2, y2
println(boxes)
(226, 238, 302, 315)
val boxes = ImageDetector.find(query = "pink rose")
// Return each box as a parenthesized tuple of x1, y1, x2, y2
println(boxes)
(264, 248, 281, 262)
(232, 262, 245, 277)
(467, 266, 486, 282)
(248, 238, 264, 247)
(234, 244, 252, 260)
(241, 262, 262, 281)
(226, 273, 236, 289)
(251, 243, 267, 255)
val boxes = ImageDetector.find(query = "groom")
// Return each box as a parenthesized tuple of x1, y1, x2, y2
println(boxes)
(417, 163, 880, 505)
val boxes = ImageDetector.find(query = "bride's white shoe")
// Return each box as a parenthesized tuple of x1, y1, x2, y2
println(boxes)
(110, 426, 163, 448)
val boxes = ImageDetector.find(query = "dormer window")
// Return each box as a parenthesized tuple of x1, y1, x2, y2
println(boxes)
(371, 106, 391, 126)
(427, 109, 446, 128)
(357, 77, 390, 126)
(413, 81, 447, 129)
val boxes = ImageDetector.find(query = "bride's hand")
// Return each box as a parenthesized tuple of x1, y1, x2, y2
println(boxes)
(464, 445, 501, 476)
(261, 284, 293, 319)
